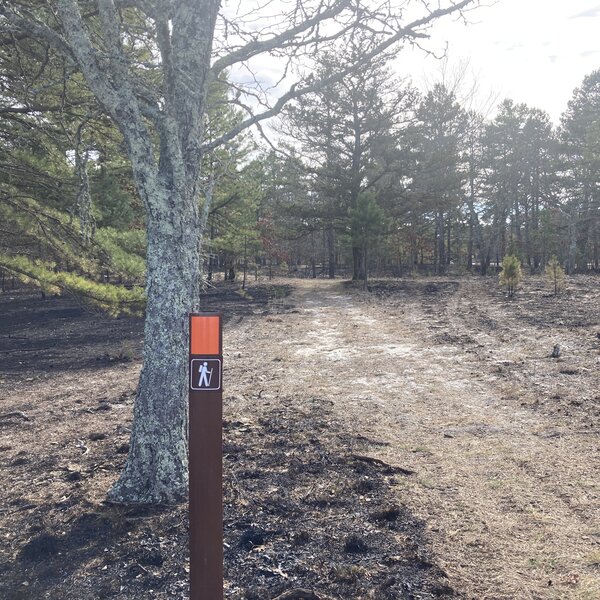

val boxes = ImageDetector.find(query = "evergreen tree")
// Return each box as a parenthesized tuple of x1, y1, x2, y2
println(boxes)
(348, 192, 387, 288)
(482, 100, 557, 270)
(282, 48, 414, 280)
(408, 84, 468, 274)
(559, 69, 600, 271)
(499, 254, 523, 298)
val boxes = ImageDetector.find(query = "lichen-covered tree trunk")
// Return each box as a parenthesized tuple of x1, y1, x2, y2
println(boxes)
(108, 188, 201, 503)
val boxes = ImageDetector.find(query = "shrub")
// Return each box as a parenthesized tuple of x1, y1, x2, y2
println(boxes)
(499, 254, 523, 298)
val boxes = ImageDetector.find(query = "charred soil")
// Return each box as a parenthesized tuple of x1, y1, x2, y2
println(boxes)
(1, 275, 599, 599)
(1, 281, 455, 600)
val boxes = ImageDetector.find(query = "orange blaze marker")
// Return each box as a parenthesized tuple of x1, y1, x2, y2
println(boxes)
(191, 315, 221, 356)
(189, 313, 223, 600)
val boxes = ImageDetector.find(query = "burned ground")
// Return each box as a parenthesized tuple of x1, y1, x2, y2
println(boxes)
(1, 281, 452, 600)
(1, 274, 599, 599)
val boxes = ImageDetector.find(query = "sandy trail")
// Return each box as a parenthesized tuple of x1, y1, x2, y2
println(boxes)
(227, 279, 600, 600)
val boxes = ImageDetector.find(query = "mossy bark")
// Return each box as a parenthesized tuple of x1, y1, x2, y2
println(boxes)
(109, 190, 201, 503)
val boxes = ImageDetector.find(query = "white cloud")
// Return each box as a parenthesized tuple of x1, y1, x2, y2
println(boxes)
(570, 5, 600, 18)
(398, 0, 600, 122)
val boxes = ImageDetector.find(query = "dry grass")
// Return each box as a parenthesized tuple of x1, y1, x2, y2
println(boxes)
(2, 275, 598, 599)
(241, 276, 600, 599)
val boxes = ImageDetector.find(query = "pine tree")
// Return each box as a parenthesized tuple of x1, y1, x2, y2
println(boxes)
(408, 84, 468, 274)
(281, 48, 414, 280)
(560, 69, 600, 272)
(348, 192, 387, 289)
(499, 254, 523, 298)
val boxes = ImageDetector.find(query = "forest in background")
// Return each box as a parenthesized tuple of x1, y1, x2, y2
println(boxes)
(1, 28, 599, 312)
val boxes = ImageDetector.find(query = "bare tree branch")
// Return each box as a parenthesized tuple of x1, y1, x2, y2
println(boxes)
(53, 0, 161, 212)
(0, 6, 73, 57)
(211, 0, 351, 74)
(170, 0, 220, 187)
(202, 0, 478, 152)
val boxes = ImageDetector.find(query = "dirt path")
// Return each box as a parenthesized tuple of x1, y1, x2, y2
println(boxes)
(228, 278, 600, 600)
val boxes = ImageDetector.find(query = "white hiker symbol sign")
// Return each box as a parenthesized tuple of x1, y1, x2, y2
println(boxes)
(199, 361, 213, 387)
(190, 358, 222, 391)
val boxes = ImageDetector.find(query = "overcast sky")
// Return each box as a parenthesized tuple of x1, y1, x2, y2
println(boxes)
(405, 0, 600, 122)
(228, 1, 600, 127)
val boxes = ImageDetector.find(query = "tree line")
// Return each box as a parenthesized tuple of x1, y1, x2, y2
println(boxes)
(260, 60, 600, 284)
(4, 45, 600, 303)
(4, 41, 599, 303)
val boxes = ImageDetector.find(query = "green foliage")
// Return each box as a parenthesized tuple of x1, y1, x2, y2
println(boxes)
(2, 21, 600, 299)
(545, 256, 566, 296)
(412, 84, 468, 201)
(0, 20, 146, 313)
(94, 228, 146, 282)
(348, 192, 387, 249)
(1, 194, 146, 281)
(199, 80, 266, 279)
(560, 69, 600, 271)
(348, 192, 387, 286)
(0, 192, 146, 312)
(207, 156, 268, 278)
(1, 194, 98, 273)
(499, 254, 523, 298)
(92, 172, 137, 230)
(280, 49, 410, 277)
(0, 254, 145, 315)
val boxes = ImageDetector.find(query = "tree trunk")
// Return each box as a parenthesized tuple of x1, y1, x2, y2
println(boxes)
(363, 246, 368, 290)
(242, 235, 247, 290)
(567, 216, 577, 274)
(467, 212, 474, 271)
(327, 223, 336, 279)
(207, 224, 215, 281)
(513, 194, 522, 252)
(108, 190, 200, 504)
(352, 246, 365, 280)
(467, 147, 477, 271)
(446, 214, 451, 266)
(436, 211, 446, 275)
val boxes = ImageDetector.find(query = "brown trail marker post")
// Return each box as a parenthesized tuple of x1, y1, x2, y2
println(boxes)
(189, 313, 223, 600)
